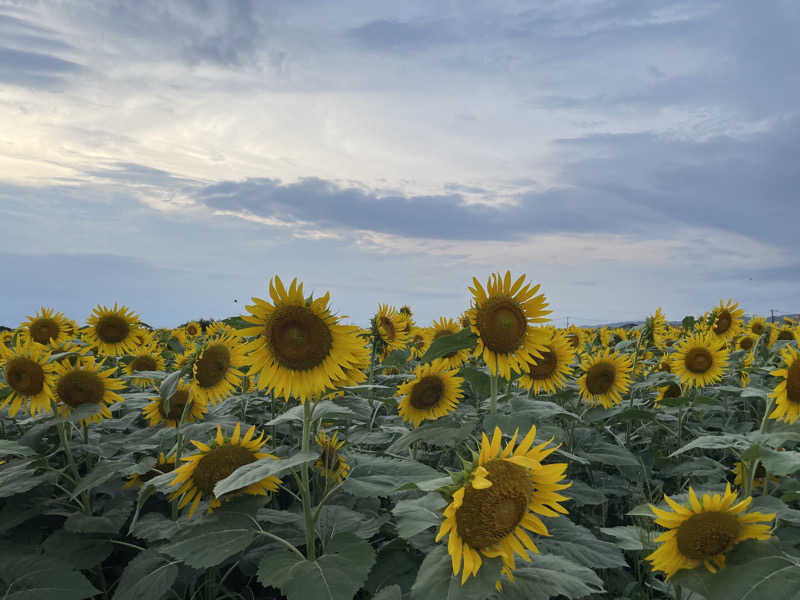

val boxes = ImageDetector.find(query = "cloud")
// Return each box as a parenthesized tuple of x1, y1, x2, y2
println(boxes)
(0, 46, 85, 88)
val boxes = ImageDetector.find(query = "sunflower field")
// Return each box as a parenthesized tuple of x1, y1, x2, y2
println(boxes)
(3, 273, 800, 600)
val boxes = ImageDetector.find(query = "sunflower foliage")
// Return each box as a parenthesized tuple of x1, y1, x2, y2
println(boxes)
(3, 288, 800, 600)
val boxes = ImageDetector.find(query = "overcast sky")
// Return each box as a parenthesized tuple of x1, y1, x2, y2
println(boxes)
(1, 0, 798, 329)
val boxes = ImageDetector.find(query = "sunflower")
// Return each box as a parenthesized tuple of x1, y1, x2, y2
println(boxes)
(748, 316, 767, 337)
(123, 453, 176, 489)
(169, 328, 189, 351)
(563, 325, 586, 352)
(125, 350, 166, 388)
(425, 317, 471, 369)
(51, 355, 125, 425)
(0, 339, 55, 417)
(576, 350, 633, 409)
(769, 324, 798, 347)
(184, 321, 202, 338)
(240, 276, 365, 403)
(672, 333, 729, 389)
(655, 382, 682, 405)
(397, 359, 464, 428)
(731, 461, 772, 488)
(83, 303, 141, 356)
(20, 307, 71, 347)
(409, 327, 429, 360)
(314, 431, 350, 483)
(170, 423, 280, 519)
(735, 334, 756, 353)
(435, 425, 570, 584)
(710, 300, 744, 342)
(739, 352, 754, 387)
(647, 485, 775, 579)
(191, 334, 247, 405)
(767, 345, 800, 424)
(467, 271, 551, 379)
(130, 328, 157, 350)
(518, 329, 574, 395)
(650, 308, 667, 348)
(656, 356, 673, 373)
(206, 321, 238, 338)
(374, 304, 411, 357)
(323, 340, 371, 398)
(142, 379, 207, 427)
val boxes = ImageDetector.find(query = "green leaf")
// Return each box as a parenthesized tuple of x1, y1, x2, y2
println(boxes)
(382, 349, 409, 367)
(42, 530, 114, 570)
(258, 533, 376, 600)
(372, 585, 403, 600)
(409, 544, 502, 600)
(64, 497, 134, 535)
(213, 450, 318, 498)
(392, 493, 446, 539)
(71, 458, 133, 498)
(131, 512, 181, 542)
(159, 370, 183, 403)
(112, 550, 179, 600)
(0, 440, 35, 457)
(745, 446, 800, 476)
(537, 518, 627, 569)
(316, 504, 386, 540)
(671, 433, 750, 456)
(159, 512, 257, 569)
(498, 554, 605, 600)
(598, 525, 652, 551)
(265, 400, 353, 426)
(460, 366, 490, 400)
(0, 554, 99, 600)
(341, 454, 442, 497)
(387, 419, 476, 453)
(0, 461, 52, 498)
(741, 386, 770, 399)
(420, 329, 476, 364)
(576, 441, 640, 467)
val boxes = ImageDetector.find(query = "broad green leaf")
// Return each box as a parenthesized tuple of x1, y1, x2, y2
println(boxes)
(258, 533, 375, 600)
(460, 366, 490, 400)
(112, 550, 179, 600)
(64, 497, 134, 535)
(0, 440, 35, 457)
(382, 349, 409, 367)
(372, 585, 402, 600)
(671, 433, 750, 456)
(420, 329, 476, 363)
(598, 525, 652, 551)
(213, 450, 318, 498)
(576, 441, 639, 467)
(71, 458, 133, 498)
(158, 370, 183, 403)
(265, 400, 353, 426)
(497, 554, 605, 600)
(409, 544, 502, 600)
(42, 530, 114, 570)
(0, 554, 99, 600)
(159, 512, 257, 568)
(392, 493, 446, 539)
(317, 504, 386, 541)
(537, 518, 627, 569)
(341, 454, 442, 497)
(387, 419, 475, 453)
(131, 512, 181, 542)
(744, 446, 800, 476)
(0, 461, 52, 498)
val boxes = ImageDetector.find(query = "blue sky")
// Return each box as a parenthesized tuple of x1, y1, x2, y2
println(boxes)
(1, 0, 798, 328)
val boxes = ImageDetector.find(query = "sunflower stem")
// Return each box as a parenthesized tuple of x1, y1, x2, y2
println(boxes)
(489, 373, 498, 415)
(367, 333, 379, 431)
(301, 398, 317, 560)
(57, 421, 91, 514)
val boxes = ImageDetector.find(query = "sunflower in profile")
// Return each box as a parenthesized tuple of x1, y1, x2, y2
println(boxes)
(123, 453, 176, 489)
(732, 461, 772, 488)
(767, 345, 800, 424)
(735, 334, 756, 353)
(83, 303, 141, 356)
(0, 339, 55, 417)
(563, 325, 586, 352)
(142, 379, 207, 427)
(170, 423, 280, 519)
(649, 308, 668, 348)
(409, 327, 429, 360)
(374, 304, 411, 357)
(518, 329, 574, 395)
(51, 355, 125, 425)
(169, 328, 189, 351)
(769, 324, 798, 347)
(467, 271, 551, 379)
(397, 359, 464, 428)
(425, 317, 471, 369)
(672, 333, 729, 389)
(710, 299, 744, 342)
(577, 350, 633, 409)
(314, 431, 350, 483)
(125, 350, 166, 388)
(655, 382, 682, 405)
(206, 321, 238, 338)
(190, 333, 247, 405)
(435, 425, 570, 584)
(738, 352, 754, 387)
(656, 356, 673, 373)
(20, 307, 71, 347)
(647, 485, 774, 579)
(748, 316, 767, 337)
(184, 321, 203, 338)
(131, 328, 157, 350)
(241, 276, 365, 403)
(1, 329, 16, 348)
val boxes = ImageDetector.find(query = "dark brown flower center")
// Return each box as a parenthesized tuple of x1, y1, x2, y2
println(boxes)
(685, 347, 713, 374)
(778, 330, 795, 341)
(676, 511, 741, 559)
(30, 318, 60, 344)
(751, 322, 765, 335)
(412, 334, 425, 349)
(192, 444, 257, 496)
(786, 362, 800, 405)
(738, 336, 754, 351)
(56, 369, 105, 407)
(96, 315, 131, 344)
(131, 355, 158, 372)
(409, 375, 444, 409)
(476, 297, 527, 354)
(186, 324, 199, 336)
(378, 316, 396, 342)
(663, 382, 681, 399)
(138, 461, 175, 483)
(455, 459, 533, 549)
(659, 359, 672, 373)
(565, 333, 580, 349)
(195, 344, 232, 387)
(530, 349, 557, 379)
(319, 446, 341, 472)
(586, 360, 616, 395)
(163, 389, 190, 420)
(5, 358, 45, 396)
(714, 310, 732, 335)
(267, 305, 333, 370)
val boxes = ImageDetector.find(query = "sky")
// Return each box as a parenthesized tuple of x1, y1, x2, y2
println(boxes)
(1, 0, 798, 329)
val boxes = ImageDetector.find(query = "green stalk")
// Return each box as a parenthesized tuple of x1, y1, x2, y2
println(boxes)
(746, 396, 776, 497)
(489, 373, 498, 415)
(58, 422, 91, 514)
(301, 398, 317, 560)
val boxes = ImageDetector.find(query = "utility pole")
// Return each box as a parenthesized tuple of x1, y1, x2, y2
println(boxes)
(565, 316, 570, 328)
(770, 309, 776, 323)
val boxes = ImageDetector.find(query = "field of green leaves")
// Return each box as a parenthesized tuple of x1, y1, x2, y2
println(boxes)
(2, 273, 800, 600)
